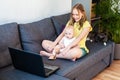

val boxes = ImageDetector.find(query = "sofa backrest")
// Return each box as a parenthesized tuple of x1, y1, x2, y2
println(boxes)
(51, 13, 70, 36)
(19, 18, 57, 53)
(0, 13, 71, 68)
(0, 23, 22, 68)
(18, 13, 70, 53)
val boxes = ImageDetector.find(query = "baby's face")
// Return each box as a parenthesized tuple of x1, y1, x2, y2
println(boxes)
(65, 28, 74, 39)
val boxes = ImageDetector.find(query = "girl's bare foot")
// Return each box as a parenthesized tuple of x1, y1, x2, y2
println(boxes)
(40, 51, 51, 57)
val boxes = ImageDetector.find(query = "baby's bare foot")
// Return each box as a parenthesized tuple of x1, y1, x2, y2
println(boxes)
(72, 58, 76, 61)
(48, 55, 56, 60)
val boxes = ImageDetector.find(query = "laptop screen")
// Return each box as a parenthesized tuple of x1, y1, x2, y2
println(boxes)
(8, 47, 59, 77)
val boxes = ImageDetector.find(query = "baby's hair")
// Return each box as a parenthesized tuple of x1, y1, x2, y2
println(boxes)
(65, 25, 74, 36)
(67, 25, 74, 29)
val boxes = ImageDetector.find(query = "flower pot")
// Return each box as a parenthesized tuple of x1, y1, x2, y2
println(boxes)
(114, 44, 120, 59)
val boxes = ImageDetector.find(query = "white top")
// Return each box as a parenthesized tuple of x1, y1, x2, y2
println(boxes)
(61, 37, 75, 47)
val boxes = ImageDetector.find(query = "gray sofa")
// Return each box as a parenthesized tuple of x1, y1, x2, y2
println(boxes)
(0, 13, 115, 80)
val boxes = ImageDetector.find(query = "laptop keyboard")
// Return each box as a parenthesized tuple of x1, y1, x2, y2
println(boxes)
(44, 68, 52, 73)
(44, 64, 59, 76)
(44, 63, 58, 70)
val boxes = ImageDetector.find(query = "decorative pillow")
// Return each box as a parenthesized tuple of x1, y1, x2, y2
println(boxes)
(0, 23, 21, 68)
(19, 18, 57, 53)
(52, 19, 65, 35)
(51, 13, 70, 36)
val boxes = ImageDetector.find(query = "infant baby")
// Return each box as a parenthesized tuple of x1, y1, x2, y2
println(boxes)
(49, 25, 75, 60)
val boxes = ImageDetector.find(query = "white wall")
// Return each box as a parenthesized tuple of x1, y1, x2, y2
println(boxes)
(0, 0, 71, 25)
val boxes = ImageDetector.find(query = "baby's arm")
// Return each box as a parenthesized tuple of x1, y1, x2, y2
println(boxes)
(53, 45, 61, 55)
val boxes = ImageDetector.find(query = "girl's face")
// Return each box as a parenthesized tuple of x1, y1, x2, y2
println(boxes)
(72, 8, 83, 22)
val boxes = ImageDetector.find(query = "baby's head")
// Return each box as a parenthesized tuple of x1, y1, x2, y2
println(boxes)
(65, 25, 74, 39)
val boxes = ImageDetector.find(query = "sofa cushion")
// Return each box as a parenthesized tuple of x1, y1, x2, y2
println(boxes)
(19, 18, 57, 53)
(51, 13, 70, 36)
(42, 41, 114, 79)
(0, 23, 21, 68)
(0, 66, 70, 80)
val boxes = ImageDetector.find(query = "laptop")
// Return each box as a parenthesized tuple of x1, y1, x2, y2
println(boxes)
(8, 47, 59, 77)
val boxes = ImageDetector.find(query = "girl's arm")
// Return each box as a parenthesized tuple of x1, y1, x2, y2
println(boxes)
(53, 26, 68, 46)
(61, 26, 91, 55)
(69, 27, 91, 48)
(53, 21, 70, 46)
(59, 37, 65, 48)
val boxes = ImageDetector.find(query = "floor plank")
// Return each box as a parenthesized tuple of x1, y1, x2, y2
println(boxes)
(92, 60, 120, 80)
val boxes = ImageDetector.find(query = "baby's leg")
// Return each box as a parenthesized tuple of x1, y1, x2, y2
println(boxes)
(54, 45, 61, 54)
(48, 50, 57, 60)
(48, 45, 61, 60)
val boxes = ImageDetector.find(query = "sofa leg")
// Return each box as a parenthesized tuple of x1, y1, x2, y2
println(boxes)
(108, 53, 112, 67)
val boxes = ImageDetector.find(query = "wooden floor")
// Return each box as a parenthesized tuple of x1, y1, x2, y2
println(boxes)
(92, 60, 120, 80)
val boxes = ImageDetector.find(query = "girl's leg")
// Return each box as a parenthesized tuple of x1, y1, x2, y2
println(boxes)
(41, 40, 54, 52)
(40, 48, 58, 60)
(40, 42, 61, 57)
(56, 47, 83, 61)
(40, 51, 52, 57)
(40, 47, 84, 61)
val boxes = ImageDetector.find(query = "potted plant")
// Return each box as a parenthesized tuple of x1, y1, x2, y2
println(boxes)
(93, 0, 120, 59)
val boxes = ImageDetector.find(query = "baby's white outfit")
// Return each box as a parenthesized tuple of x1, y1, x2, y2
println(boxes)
(61, 37, 75, 47)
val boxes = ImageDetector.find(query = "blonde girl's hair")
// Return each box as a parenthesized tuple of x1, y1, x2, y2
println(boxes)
(69, 3, 87, 30)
